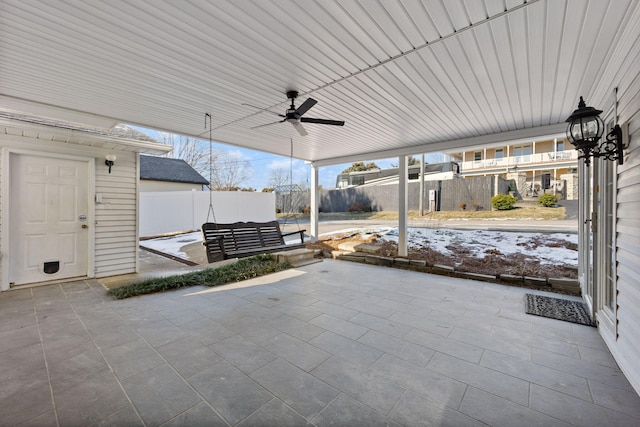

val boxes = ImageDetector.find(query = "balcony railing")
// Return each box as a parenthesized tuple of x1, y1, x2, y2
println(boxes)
(460, 150, 578, 171)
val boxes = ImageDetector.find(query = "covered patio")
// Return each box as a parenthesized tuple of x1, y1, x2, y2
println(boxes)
(2, 258, 639, 426)
(2, 0, 640, 423)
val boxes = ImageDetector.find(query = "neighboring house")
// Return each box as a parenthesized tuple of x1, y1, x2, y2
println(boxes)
(0, 114, 171, 290)
(335, 162, 460, 188)
(139, 155, 209, 192)
(445, 137, 579, 199)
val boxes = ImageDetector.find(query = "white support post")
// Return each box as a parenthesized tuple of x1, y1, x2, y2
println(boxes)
(398, 155, 408, 257)
(310, 163, 319, 243)
(419, 153, 425, 216)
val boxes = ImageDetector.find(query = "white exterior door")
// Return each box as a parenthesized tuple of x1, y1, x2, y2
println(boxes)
(9, 154, 89, 285)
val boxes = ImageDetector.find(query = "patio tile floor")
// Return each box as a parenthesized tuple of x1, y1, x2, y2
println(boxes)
(1, 259, 640, 426)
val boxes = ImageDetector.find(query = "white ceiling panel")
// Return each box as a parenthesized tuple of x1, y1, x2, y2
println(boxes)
(1, 0, 638, 163)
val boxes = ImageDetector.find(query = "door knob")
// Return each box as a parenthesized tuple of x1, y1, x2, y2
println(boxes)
(82, 224, 88, 229)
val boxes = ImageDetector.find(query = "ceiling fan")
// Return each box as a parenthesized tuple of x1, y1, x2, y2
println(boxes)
(247, 90, 345, 136)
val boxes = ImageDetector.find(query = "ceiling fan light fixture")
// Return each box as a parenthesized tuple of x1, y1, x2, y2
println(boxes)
(249, 90, 345, 136)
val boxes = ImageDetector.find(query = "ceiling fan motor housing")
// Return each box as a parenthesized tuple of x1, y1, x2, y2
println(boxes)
(250, 90, 344, 136)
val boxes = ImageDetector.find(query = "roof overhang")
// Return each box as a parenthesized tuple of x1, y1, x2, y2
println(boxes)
(1, 0, 638, 164)
(0, 114, 172, 155)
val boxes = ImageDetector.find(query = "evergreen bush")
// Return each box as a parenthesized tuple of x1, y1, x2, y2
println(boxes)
(538, 193, 558, 207)
(491, 194, 518, 210)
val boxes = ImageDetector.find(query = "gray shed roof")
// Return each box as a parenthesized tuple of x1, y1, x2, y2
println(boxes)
(140, 155, 209, 185)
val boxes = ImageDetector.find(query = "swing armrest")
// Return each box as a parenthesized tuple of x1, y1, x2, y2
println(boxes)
(203, 236, 225, 251)
(202, 235, 224, 244)
(281, 229, 306, 243)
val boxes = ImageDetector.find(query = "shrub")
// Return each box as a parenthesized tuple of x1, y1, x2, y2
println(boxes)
(348, 202, 372, 213)
(108, 254, 289, 299)
(459, 203, 466, 210)
(348, 202, 360, 212)
(348, 202, 364, 212)
(538, 193, 558, 207)
(491, 194, 518, 210)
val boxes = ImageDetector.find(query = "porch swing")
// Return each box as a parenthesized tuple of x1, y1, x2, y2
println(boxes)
(201, 114, 306, 263)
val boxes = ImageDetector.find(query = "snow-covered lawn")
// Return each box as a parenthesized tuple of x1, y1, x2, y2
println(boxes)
(140, 227, 578, 268)
(360, 227, 577, 266)
(140, 231, 202, 258)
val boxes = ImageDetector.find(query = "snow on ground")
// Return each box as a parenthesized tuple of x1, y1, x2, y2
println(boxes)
(140, 231, 202, 259)
(139, 230, 306, 260)
(358, 227, 578, 266)
(141, 227, 578, 267)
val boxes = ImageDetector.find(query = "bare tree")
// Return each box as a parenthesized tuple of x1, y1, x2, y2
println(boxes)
(268, 168, 292, 190)
(158, 132, 253, 191)
(157, 133, 212, 176)
(210, 151, 253, 190)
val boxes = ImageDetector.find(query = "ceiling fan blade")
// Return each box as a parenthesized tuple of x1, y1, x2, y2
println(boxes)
(300, 117, 345, 126)
(291, 121, 308, 136)
(251, 120, 284, 129)
(242, 103, 285, 117)
(295, 98, 317, 116)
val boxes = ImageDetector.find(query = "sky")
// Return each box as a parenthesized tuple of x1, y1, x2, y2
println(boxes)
(137, 127, 448, 190)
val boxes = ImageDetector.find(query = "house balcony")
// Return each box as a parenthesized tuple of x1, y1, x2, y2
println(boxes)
(460, 150, 579, 173)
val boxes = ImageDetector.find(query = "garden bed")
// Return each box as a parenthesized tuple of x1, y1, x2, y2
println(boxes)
(306, 227, 579, 294)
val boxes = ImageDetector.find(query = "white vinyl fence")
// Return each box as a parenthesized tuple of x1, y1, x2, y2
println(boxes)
(139, 191, 275, 237)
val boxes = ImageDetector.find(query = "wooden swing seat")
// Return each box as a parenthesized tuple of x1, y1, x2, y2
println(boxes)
(202, 221, 306, 263)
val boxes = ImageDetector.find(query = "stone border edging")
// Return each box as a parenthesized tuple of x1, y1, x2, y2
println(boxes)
(330, 250, 580, 296)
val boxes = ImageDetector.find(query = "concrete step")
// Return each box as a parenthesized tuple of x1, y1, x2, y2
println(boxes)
(337, 241, 381, 253)
(275, 248, 322, 267)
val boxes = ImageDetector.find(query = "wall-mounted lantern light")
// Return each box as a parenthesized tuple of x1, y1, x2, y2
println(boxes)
(565, 96, 624, 166)
(105, 154, 117, 173)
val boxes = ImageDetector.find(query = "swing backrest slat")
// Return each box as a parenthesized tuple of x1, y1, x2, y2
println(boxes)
(202, 221, 296, 263)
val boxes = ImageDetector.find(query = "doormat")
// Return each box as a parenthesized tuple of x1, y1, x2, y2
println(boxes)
(525, 294, 595, 326)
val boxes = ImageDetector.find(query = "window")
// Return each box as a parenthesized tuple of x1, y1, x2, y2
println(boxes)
(337, 176, 349, 188)
(541, 173, 551, 190)
(474, 151, 482, 161)
(557, 141, 564, 152)
(495, 149, 504, 159)
(352, 176, 364, 186)
(513, 145, 532, 163)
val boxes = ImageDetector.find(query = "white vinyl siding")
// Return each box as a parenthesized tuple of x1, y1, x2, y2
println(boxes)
(596, 12, 640, 393)
(94, 152, 138, 277)
(0, 149, 3, 284)
(613, 104, 640, 393)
